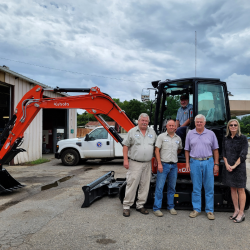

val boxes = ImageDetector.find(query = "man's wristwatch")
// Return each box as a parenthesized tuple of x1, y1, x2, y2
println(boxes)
(214, 163, 219, 166)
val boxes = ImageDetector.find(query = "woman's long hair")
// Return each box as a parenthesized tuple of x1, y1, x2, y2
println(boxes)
(225, 119, 241, 137)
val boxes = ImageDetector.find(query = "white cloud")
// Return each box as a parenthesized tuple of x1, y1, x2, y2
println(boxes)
(224, 73, 250, 100)
(0, 0, 249, 105)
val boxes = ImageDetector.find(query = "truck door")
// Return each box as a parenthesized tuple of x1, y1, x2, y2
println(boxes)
(82, 128, 112, 158)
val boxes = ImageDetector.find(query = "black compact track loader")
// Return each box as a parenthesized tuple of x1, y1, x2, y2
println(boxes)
(82, 77, 250, 212)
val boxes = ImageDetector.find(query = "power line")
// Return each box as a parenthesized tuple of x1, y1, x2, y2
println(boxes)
(2, 56, 250, 89)
(0, 56, 147, 83)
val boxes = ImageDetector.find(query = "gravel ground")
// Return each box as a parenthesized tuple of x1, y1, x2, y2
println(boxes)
(0, 155, 250, 250)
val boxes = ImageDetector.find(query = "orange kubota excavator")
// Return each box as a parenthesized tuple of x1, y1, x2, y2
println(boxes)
(0, 85, 134, 193)
(1, 78, 250, 212)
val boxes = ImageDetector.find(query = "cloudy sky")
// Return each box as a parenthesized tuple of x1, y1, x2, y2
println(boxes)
(0, 0, 250, 109)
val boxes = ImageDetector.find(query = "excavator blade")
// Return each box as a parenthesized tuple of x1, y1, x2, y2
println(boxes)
(0, 168, 25, 193)
(81, 171, 125, 208)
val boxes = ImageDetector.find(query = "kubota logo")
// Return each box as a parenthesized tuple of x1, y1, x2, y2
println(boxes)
(178, 168, 189, 173)
(54, 102, 69, 107)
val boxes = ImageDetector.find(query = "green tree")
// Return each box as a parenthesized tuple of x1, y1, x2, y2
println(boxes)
(163, 96, 180, 120)
(77, 112, 96, 127)
(239, 115, 250, 135)
(240, 115, 250, 126)
(122, 99, 145, 121)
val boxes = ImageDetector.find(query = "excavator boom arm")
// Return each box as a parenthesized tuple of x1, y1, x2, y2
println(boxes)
(0, 85, 135, 169)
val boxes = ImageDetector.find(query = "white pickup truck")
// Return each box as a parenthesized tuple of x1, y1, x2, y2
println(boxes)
(55, 127, 126, 166)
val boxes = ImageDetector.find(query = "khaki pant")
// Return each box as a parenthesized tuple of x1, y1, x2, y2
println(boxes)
(123, 160, 151, 209)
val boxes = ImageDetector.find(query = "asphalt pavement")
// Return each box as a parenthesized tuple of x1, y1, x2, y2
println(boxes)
(0, 155, 250, 250)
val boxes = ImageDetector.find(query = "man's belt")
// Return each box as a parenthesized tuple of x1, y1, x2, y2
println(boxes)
(162, 162, 177, 164)
(190, 156, 212, 161)
(130, 159, 149, 163)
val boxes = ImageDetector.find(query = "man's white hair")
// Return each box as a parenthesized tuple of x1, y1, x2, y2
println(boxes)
(194, 114, 206, 122)
(138, 113, 150, 122)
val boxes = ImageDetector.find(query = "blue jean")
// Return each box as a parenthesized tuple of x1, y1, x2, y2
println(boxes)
(190, 157, 214, 213)
(153, 162, 178, 211)
(176, 126, 187, 141)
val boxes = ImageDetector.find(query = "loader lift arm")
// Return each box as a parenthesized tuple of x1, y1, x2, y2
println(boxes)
(0, 85, 135, 192)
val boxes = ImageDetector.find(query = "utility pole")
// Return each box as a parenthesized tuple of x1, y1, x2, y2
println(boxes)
(195, 31, 197, 77)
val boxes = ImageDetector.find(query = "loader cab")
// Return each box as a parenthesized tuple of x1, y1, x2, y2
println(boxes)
(153, 77, 231, 155)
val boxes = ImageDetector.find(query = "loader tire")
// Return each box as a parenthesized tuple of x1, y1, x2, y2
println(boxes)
(61, 149, 79, 166)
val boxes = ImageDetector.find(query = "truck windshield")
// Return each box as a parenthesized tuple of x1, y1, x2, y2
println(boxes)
(88, 128, 108, 140)
(198, 83, 227, 126)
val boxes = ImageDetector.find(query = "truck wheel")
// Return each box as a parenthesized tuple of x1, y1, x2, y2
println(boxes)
(61, 149, 79, 166)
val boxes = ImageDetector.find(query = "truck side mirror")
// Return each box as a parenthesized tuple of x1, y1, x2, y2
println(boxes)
(85, 134, 90, 141)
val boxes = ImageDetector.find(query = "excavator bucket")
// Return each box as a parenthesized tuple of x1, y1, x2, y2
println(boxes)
(0, 114, 25, 192)
(0, 144, 26, 193)
(0, 168, 25, 193)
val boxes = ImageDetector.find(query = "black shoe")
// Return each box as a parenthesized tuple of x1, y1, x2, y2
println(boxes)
(233, 214, 245, 223)
(229, 213, 238, 220)
(123, 209, 130, 217)
(136, 207, 149, 215)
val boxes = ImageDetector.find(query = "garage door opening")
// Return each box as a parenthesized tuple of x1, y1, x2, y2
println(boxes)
(0, 83, 11, 147)
(42, 109, 68, 154)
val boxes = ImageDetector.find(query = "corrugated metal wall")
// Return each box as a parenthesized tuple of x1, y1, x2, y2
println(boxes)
(4, 73, 77, 164)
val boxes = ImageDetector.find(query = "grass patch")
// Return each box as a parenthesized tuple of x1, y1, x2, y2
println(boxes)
(21, 158, 50, 166)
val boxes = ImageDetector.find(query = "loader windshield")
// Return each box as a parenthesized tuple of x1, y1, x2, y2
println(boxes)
(198, 83, 227, 125)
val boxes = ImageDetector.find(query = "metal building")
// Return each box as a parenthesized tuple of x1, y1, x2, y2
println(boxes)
(0, 65, 77, 164)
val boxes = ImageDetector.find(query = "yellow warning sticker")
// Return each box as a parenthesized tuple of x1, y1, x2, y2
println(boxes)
(174, 194, 179, 197)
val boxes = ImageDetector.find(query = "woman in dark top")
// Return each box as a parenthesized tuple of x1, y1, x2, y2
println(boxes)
(222, 119, 248, 223)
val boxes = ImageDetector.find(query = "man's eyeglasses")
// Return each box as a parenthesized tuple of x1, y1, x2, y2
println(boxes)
(229, 124, 238, 127)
